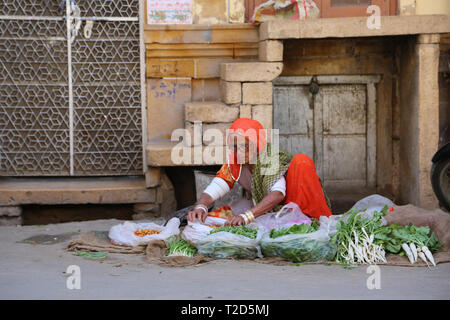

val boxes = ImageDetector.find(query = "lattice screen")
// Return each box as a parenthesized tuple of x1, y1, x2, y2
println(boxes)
(0, 0, 144, 176)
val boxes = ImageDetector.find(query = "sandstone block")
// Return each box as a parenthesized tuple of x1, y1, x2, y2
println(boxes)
(239, 105, 252, 118)
(242, 82, 273, 105)
(184, 101, 239, 123)
(252, 104, 273, 130)
(220, 80, 241, 104)
(220, 62, 283, 82)
(203, 123, 232, 146)
(259, 40, 283, 61)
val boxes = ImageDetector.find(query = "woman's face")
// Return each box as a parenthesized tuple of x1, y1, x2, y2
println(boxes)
(230, 135, 257, 165)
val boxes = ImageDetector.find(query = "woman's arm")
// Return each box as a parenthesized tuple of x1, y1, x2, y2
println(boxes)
(187, 177, 231, 222)
(225, 190, 285, 226)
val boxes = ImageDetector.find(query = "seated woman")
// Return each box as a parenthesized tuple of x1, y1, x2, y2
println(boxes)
(187, 118, 332, 226)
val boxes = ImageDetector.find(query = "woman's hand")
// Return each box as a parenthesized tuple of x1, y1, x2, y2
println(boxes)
(225, 215, 246, 226)
(187, 208, 207, 223)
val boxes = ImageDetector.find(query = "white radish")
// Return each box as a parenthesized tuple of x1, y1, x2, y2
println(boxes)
(418, 251, 430, 267)
(348, 245, 354, 261)
(402, 243, 415, 264)
(409, 243, 418, 263)
(422, 246, 436, 267)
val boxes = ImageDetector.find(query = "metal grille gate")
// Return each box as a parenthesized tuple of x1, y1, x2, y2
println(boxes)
(0, 0, 144, 176)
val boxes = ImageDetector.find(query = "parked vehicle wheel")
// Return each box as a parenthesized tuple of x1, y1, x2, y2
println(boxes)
(431, 157, 450, 212)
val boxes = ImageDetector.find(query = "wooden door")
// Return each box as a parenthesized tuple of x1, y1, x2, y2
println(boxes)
(315, 84, 368, 189)
(273, 76, 379, 192)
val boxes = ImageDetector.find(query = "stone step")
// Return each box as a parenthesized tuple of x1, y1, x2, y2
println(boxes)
(0, 176, 156, 206)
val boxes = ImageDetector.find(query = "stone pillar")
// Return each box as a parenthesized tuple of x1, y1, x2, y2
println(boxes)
(399, 34, 440, 209)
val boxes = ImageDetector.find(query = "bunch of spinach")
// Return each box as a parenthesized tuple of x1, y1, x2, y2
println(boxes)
(209, 225, 258, 239)
(269, 220, 319, 239)
(373, 223, 442, 255)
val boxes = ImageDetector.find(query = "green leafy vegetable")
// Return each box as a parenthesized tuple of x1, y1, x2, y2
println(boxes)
(372, 223, 442, 254)
(332, 206, 388, 265)
(270, 221, 319, 239)
(261, 236, 338, 263)
(73, 251, 107, 260)
(209, 226, 258, 239)
(167, 238, 197, 257)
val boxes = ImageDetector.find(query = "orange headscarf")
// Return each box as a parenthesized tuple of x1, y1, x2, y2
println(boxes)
(226, 118, 266, 181)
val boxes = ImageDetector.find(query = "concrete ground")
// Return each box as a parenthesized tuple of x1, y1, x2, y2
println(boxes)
(0, 218, 449, 300)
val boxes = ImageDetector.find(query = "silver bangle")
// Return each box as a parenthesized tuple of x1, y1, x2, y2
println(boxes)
(195, 204, 208, 214)
(244, 210, 255, 222)
(240, 213, 249, 225)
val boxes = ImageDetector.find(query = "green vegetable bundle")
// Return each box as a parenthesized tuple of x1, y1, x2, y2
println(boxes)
(167, 238, 197, 257)
(209, 226, 258, 239)
(269, 221, 319, 239)
(332, 206, 388, 265)
(372, 223, 442, 255)
(261, 221, 337, 263)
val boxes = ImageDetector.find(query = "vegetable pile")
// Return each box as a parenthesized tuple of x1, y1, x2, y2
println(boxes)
(372, 223, 442, 266)
(210, 226, 258, 239)
(332, 206, 443, 266)
(332, 207, 388, 265)
(134, 228, 161, 237)
(167, 238, 197, 257)
(207, 206, 234, 220)
(269, 220, 319, 239)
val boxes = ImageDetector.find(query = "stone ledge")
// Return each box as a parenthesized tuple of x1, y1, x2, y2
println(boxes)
(220, 62, 283, 82)
(185, 101, 239, 122)
(0, 177, 157, 206)
(260, 15, 450, 40)
(146, 140, 228, 166)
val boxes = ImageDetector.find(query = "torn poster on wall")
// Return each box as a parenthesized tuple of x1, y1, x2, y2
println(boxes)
(147, 0, 193, 24)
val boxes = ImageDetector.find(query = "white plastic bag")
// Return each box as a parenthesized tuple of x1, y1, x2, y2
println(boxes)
(351, 194, 394, 225)
(181, 216, 227, 245)
(108, 217, 180, 247)
(254, 202, 311, 232)
(182, 217, 265, 259)
(351, 194, 394, 213)
(261, 216, 338, 262)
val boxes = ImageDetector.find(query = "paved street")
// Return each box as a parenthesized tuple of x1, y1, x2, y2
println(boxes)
(0, 219, 449, 300)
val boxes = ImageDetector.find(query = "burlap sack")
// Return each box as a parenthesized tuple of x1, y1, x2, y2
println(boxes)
(67, 231, 146, 254)
(145, 240, 212, 267)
